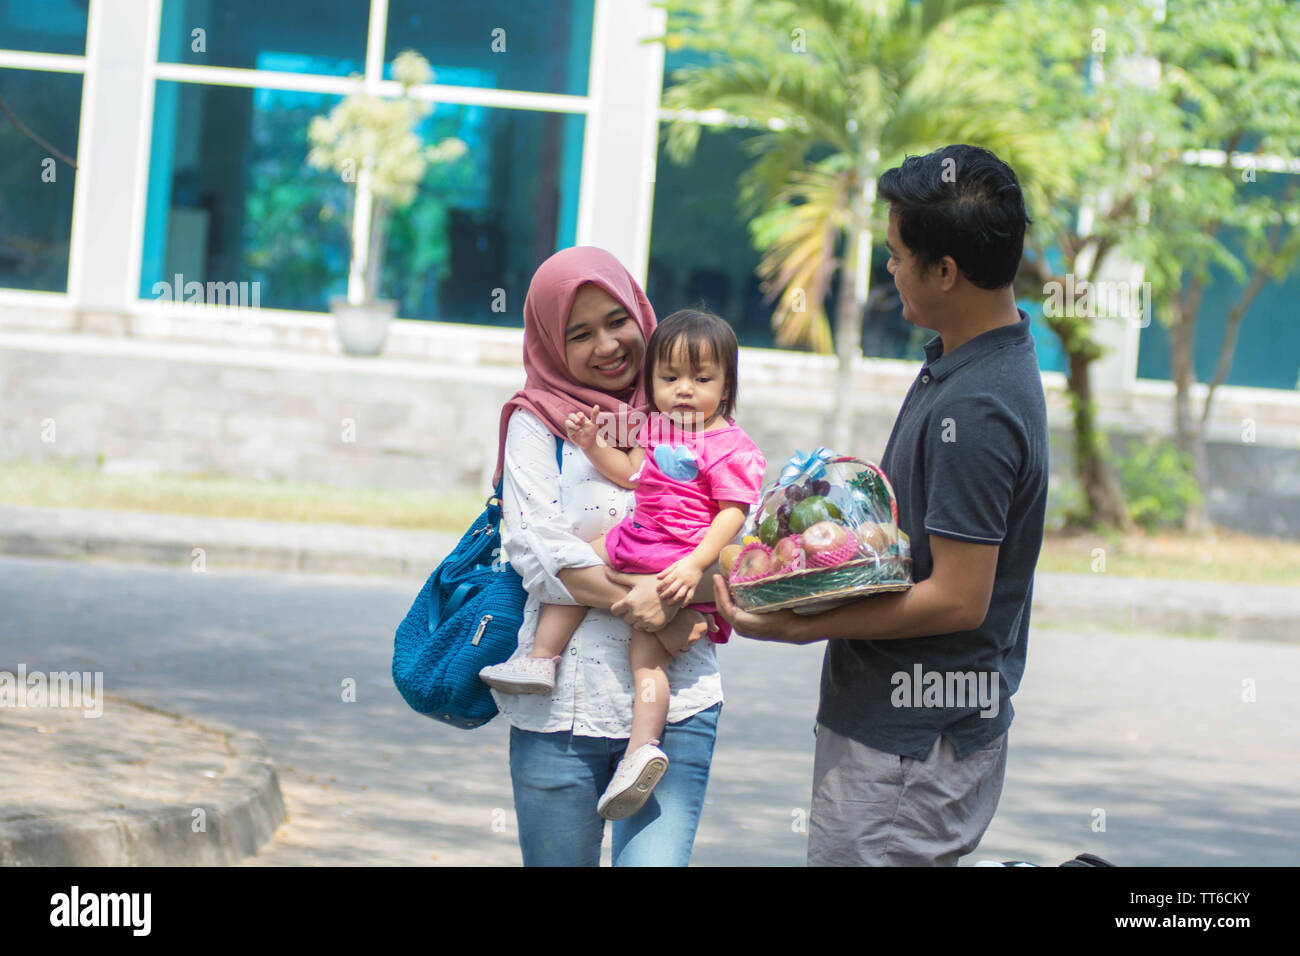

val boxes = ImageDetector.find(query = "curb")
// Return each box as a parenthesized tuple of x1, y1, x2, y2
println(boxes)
(0, 504, 440, 581)
(1030, 572, 1299, 644)
(0, 694, 286, 866)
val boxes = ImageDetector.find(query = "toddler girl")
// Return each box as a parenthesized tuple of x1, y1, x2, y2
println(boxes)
(480, 309, 766, 820)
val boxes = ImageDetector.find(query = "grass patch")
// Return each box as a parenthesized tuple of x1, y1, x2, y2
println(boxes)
(0, 458, 484, 533)
(1037, 528, 1300, 587)
(4, 458, 1299, 586)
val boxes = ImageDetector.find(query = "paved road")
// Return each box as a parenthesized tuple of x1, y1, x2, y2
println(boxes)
(2, 553, 1297, 866)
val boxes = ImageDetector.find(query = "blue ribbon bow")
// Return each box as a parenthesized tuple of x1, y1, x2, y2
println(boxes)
(777, 446, 838, 487)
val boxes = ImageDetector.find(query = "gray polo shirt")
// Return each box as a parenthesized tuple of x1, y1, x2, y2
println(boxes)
(816, 309, 1048, 760)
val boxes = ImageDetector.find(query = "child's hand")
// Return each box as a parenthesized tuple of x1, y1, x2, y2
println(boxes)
(656, 558, 704, 606)
(564, 404, 601, 450)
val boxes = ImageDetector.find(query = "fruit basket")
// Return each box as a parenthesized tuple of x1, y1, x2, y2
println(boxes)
(722, 448, 913, 614)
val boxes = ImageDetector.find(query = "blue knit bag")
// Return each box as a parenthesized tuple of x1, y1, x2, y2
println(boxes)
(392, 436, 564, 729)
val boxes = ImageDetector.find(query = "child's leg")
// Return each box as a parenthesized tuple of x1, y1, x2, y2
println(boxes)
(627, 628, 672, 754)
(530, 603, 588, 659)
(529, 531, 615, 659)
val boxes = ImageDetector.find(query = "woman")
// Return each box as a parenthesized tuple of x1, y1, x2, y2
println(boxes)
(489, 246, 725, 866)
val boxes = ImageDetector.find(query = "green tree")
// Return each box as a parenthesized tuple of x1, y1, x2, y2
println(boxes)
(961, 0, 1300, 531)
(656, 0, 1060, 454)
(939, 0, 1160, 530)
(1128, 0, 1300, 532)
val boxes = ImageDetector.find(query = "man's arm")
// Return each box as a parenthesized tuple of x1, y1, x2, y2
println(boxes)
(712, 534, 999, 643)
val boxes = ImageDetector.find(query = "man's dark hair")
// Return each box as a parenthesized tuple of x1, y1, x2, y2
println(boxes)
(877, 144, 1031, 289)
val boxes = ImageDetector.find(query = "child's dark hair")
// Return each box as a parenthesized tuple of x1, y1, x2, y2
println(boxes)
(644, 308, 739, 421)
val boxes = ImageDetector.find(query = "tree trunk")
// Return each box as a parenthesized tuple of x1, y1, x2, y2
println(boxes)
(365, 199, 391, 305)
(1167, 291, 1210, 533)
(1029, 243, 1130, 532)
(1065, 345, 1130, 530)
(828, 179, 871, 456)
(1168, 299, 1197, 458)
(1190, 212, 1285, 536)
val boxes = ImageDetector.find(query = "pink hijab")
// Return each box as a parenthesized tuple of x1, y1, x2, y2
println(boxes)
(490, 247, 657, 489)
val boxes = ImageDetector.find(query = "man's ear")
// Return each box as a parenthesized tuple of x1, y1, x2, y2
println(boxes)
(937, 256, 961, 291)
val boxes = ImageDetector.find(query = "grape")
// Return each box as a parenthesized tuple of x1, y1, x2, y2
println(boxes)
(778, 501, 793, 520)
(777, 515, 791, 538)
(811, 479, 831, 497)
(786, 485, 805, 503)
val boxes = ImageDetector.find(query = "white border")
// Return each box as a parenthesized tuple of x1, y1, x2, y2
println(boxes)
(574, 0, 608, 247)
(128, 0, 595, 314)
(0, 50, 85, 72)
(63, 0, 102, 306)
(125, 0, 165, 315)
(0, 43, 89, 302)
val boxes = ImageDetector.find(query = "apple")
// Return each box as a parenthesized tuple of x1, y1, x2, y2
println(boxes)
(856, 521, 890, 555)
(802, 520, 858, 567)
(730, 542, 774, 582)
(770, 535, 807, 574)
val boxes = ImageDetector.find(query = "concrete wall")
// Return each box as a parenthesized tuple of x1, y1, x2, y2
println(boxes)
(2, 306, 1299, 537)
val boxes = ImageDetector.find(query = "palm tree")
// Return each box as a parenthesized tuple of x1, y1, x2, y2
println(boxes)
(658, 0, 1062, 453)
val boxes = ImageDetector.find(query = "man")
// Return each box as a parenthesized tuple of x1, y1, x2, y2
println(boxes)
(713, 144, 1049, 866)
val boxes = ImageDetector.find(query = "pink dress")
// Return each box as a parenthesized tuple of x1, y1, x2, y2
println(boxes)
(604, 412, 767, 643)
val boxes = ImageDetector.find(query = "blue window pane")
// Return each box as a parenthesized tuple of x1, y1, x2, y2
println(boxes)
(157, 0, 367, 76)
(0, 68, 81, 292)
(384, 0, 593, 96)
(140, 80, 583, 321)
(650, 122, 1068, 372)
(0, 0, 87, 56)
(380, 105, 584, 322)
(140, 82, 352, 311)
(1136, 170, 1300, 391)
(649, 126, 775, 348)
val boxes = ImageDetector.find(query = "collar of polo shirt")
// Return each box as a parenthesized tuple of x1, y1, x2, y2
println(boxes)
(921, 310, 1032, 382)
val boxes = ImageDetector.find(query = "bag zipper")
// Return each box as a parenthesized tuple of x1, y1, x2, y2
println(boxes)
(471, 614, 493, 645)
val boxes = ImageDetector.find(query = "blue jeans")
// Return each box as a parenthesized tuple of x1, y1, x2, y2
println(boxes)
(508, 702, 721, 866)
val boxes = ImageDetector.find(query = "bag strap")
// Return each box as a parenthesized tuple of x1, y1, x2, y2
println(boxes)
(433, 436, 566, 629)
(485, 435, 564, 516)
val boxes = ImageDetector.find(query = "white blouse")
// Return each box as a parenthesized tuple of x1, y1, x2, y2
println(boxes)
(494, 408, 724, 736)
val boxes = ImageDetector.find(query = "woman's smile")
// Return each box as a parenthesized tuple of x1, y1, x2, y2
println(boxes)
(565, 284, 645, 391)
(592, 354, 629, 377)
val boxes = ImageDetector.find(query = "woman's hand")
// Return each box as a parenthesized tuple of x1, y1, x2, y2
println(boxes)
(606, 569, 677, 631)
(654, 608, 715, 658)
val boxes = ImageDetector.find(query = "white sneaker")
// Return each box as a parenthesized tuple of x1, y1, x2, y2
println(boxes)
(478, 655, 559, 694)
(597, 741, 669, 821)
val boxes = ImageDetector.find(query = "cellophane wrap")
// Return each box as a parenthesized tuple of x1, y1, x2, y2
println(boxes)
(727, 451, 913, 614)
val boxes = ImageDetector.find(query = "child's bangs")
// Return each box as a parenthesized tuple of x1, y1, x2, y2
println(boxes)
(651, 324, 728, 373)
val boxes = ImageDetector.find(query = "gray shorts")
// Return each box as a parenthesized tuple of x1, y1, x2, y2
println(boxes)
(807, 723, 1008, 866)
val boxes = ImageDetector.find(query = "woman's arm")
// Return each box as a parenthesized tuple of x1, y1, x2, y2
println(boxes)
(558, 565, 679, 631)
(500, 411, 606, 606)
(503, 410, 680, 629)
